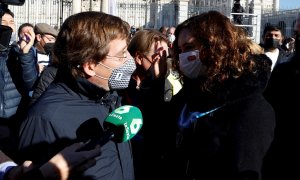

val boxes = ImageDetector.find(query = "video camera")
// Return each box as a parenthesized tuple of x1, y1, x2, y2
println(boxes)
(0, 0, 25, 51)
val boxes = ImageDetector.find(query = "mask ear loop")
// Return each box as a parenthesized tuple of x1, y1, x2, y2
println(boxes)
(94, 63, 112, 80)
(98, 62, 114, 70)
(94, 74, 109, 80)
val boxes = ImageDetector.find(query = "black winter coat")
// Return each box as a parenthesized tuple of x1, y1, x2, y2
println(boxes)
(0, 45, 37, 119)
(174, 54, 276, 180)
(263, 53, 300, 180)
(19, 68, 134, 180)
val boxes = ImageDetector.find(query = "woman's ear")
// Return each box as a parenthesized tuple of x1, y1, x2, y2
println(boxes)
(82, 61, 97, 76)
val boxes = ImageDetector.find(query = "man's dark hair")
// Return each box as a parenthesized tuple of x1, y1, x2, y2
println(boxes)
(17, 23, 33, 36)
(0, 7, 14, 18)
(263, 25, 282, 37)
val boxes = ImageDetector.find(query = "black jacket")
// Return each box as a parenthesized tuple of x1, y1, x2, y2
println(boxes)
(30, 65, 57, 106)
(120, 76, 176, 180)
(19, 68, 134, 180)
(175, 54, 275, 180)
(263, 53, 300, 180)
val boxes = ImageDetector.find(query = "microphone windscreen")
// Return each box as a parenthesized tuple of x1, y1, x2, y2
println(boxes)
(105, 105, 143, 143)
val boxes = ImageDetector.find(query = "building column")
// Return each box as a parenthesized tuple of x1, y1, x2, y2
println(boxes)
(72, 0, 82, 14)
(273, 0, 279, 11)
(253, 0, 262, 43)
(176, 0, 189, 25)
(101, 0, 109, 14)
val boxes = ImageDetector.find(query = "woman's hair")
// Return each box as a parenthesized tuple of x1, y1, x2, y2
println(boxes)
(173, 11, 260, 91)
(53, 11, 130, 77)
(127, 29, 168, 57)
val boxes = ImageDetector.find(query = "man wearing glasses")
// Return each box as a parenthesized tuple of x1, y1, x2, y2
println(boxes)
(33, 23, 58, 74)
(18, 12, 136, 180)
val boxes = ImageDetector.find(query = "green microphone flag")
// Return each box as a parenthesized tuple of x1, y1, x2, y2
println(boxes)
(105, 105, 143, 143)
(79, 105, 143, 151)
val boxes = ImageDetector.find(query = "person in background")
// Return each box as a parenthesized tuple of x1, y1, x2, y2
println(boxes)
(17, 23, 35, 55)
(232, 0, 245, 25)
(130, 25, 136, 38)
(15, 24, 57, 105)
(281, 36, 295, 55)
(166, 26, 176, 49)
(0, 9, 37, 162)
(262, 13, 300, 180)
(165, 26, 182, 97)
(159, 26, 168, 37)
(1, 9, 16, 45)
(261, 25, 290, 71)
(172, 11, 275, 180)
(18, 11, 136, 180)
(1, 142, 100, 180)
(123, 29, 174, 180)
(33, 23, 58, 74)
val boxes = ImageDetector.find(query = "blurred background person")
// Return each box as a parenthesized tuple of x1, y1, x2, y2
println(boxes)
(124, 29, 174, 180)
(159, 26, 168, 37)
(33, 23, 58, 74)
(0, 8, 37, 162)
(261, 25, 290, 71)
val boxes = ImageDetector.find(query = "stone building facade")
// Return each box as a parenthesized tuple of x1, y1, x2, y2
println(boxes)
(7, 0, 299, 43)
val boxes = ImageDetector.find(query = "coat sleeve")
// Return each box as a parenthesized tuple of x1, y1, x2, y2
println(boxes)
(30, 66, 57, 105)
(17, 47, 38, 91)
(18, 114, 57, 164)
(232, 95, 275, 180)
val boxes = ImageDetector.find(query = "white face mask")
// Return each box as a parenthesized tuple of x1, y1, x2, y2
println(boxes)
(179, 50, 201, 79)
(168, 34, 175, 43)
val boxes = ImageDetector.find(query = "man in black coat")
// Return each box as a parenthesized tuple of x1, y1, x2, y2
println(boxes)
(18, 12, 136, 180)
(263, 13, 300, 180)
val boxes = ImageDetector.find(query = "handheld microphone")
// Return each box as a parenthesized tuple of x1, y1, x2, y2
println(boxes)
(79, 105, 143, 151)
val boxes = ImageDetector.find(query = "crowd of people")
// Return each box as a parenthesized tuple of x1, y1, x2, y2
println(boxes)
(1, 4, 299, 180)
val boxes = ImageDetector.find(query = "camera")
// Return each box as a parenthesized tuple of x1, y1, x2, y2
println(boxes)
(0, 0, 25, 51)
(0, 0, 25, 6)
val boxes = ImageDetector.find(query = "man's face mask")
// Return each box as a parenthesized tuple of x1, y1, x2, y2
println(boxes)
(44, 42, 55, 55)
(167, 34, 175, 44)
(179, 50, 202, 79)
(264, 38, 280, 49)
(96, 58, 136, 90)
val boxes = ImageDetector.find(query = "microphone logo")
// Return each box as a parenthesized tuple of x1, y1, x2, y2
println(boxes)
(114, 105, 131, 114)
(130, 118, 143, 134)
(105, 105, 143, 143)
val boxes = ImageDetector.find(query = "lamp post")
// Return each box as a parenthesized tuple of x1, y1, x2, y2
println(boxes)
(60, 0, 63, 27)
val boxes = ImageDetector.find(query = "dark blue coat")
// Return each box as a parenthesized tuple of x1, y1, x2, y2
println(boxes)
(0, 45, 37, 119)
(19, 68, 134, 180)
